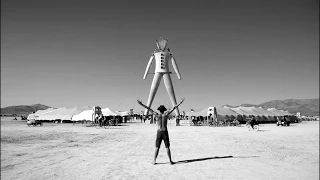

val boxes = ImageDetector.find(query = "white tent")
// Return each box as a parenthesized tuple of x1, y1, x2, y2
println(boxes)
(216, 106, 240, 117)
(230, 107, 255, 116)
(35, 106, 92, 121)
(72, 108, 127, 121)
(71, 109, 94, 121)
(267, 108, 285, 116)
(116, 111, 129, 116)
(253, 107, 278, 117)
(251, 107, 277, 121)
(101, 108, 120, 116)
(279, 110, 293, 116)
(207, 106, 240, 121)
(27, 107, 57, 120)
(185, 108, 208, 117)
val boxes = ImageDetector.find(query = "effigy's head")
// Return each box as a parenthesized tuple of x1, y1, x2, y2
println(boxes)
(156, 37, 168, 51)
(157, 105, 167, 113)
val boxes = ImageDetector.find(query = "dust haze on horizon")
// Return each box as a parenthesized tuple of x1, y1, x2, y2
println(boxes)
(1, 0, 319, 112)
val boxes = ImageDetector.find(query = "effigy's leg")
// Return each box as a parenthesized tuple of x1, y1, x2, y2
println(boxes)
(145, 73, 163, 115)
(163, 73, 180, 116)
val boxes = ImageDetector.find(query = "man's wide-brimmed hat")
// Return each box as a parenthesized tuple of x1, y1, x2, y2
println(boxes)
(157, 105, 167, 112)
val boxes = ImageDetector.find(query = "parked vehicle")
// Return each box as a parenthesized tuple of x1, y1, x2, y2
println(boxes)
(245, 117, 259, 131)
(277, 119, 290, 126)
(27, 120, 43, 127)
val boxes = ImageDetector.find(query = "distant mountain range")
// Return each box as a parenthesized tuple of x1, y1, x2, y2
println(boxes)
(224, 98, 319, 116)
(1, 98, 319, 116)
(1, 104, 51, 116)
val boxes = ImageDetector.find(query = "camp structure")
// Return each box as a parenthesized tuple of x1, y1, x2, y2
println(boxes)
(186, 107, 240, 124)
(115, 111, 129, 116)
(230, 106, 291, 122)
(267, 108, 297, 122)
(71, 109, 94, 121)
(230, 106, 259, 116)
(101, 108, 120, 116)
(185, 108, 209, 124)
(237, 106, 269, 121)
(27, 107, 57, 120)
(208, 106, 239, 121)
(185, 108, 208, 117)
(71, 108, 127, 122)
(251, 107, 278, 122)
(229, 106, 256, 121)
(267, 108, 289, 116)
(186, 106, 258, 121)
(33, 106, 92, 123)
(185, 106, 298, 124)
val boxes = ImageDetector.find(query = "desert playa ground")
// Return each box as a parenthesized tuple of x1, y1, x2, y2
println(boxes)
(1, 117, 319, 180)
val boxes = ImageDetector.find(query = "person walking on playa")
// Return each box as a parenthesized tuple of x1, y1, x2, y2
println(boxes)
(137, 98, 185, 165)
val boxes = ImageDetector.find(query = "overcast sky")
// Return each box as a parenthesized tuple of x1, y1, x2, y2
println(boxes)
(1, 0, 319, 113)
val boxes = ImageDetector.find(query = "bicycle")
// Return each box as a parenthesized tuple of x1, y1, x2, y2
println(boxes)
(231, 120, 241, 127)
(245, 122, 259, 131)
(102, 119, 111, 129)
(95, 118, 111, 129)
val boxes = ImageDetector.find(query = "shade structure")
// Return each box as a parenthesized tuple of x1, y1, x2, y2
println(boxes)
(252, 107, 277, 121)
(34, 106, 92, 120)
(27, 108, 57, 120)
(230, 107, 255, 116)
(216, 106, 240, 116)
(239, 107, 262, 116)
(71, 109, 94, 121)
(34, 108, 57, 115)
(186, 107, 240, 120)
(267, 108, 285, 116)
(116, 111, 129, 116)
(185, 108, 208, 117)
(219, 107, 238, 120)
(253, 107, 278, 116)
(279, 110, 293, 116)
(229, 106, 265, 121)
(101, 108, 120, 116)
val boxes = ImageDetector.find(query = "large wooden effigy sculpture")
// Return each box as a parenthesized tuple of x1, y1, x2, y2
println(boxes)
(143, 37, 181, 116)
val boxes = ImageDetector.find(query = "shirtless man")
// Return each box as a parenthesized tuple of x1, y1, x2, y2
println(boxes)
(137, 98, 185, 165)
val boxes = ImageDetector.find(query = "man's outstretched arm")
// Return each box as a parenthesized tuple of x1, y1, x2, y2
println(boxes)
(167, 98, 185, 115)
(137, 100, 158, 115)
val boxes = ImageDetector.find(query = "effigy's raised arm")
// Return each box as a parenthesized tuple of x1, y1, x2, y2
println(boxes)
(168, 98, 185, 115)
(137, 100, 158, 115)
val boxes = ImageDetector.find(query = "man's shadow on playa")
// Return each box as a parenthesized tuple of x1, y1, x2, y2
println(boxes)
(256, 130, 270, 132)
(172, 155, 259, 164)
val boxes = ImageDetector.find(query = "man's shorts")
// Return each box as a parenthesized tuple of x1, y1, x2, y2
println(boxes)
(155, 130, 170, 148)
